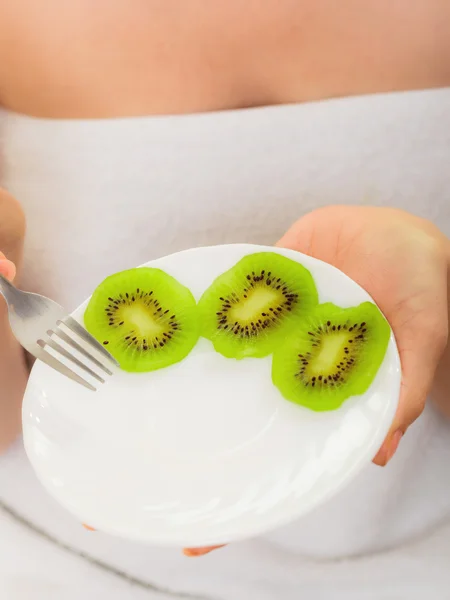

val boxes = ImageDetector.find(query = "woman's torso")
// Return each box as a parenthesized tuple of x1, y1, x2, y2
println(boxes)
(0, 2, 450, 598)
(0, 89, 450, 600)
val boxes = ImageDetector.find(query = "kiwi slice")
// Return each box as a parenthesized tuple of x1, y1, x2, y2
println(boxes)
(84, 268, 199, 372)
(272, 302, 390, 411)
(198, 252, 319, 359)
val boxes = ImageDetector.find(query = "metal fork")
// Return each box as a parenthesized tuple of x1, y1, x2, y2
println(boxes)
(0, 275, 119, 391)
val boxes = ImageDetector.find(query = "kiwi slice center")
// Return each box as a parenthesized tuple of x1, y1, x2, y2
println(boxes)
(121, 305, 166, 338)
(311, 333, 348, 374)
(104, 291, 179, 351)
(229, 287, 280, 323)
(298, 321, 367, 387)
(217, 271, 300, 338)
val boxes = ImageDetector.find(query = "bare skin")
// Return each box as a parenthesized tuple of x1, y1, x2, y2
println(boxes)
(0, 0, 449, 118)
(0, 0, 449, 556)
(0, 191, 28, 453)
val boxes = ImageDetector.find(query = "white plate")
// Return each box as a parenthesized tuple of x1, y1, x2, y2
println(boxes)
(22, 244, 401, 547)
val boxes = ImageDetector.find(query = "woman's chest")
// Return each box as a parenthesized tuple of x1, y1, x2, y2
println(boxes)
(0, 0, 449, 119)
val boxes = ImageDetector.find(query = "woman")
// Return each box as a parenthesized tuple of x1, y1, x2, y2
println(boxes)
(0, 2, 449, 598)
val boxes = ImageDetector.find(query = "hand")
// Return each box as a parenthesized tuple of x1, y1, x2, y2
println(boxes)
(184, 205, 449, 557)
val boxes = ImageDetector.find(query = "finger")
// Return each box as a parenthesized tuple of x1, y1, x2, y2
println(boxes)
(375, 242, 448, 466)
(275, 214, 317, 257)
(275, 205, 358, 264)
(373, 313, 447, 465)
(0, 252, 16, 281)
(183, 545, 225, 557)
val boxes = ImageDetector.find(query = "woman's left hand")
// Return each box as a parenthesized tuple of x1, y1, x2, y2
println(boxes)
(184, 205, 449, 557)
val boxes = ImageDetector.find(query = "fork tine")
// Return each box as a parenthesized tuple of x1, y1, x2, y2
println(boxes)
(38, 339, 106, 384)
(50, 328, 113, 376)
(61, 317, 120, 366)
(34, 345, 97, 391)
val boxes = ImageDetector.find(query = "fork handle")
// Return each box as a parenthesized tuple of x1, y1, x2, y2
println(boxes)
(0, 274, 18, 305)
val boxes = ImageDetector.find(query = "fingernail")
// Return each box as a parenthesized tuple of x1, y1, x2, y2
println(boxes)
(183, 545, 224, 557)
(183, 549, 202, 557)
(385, 430, 403, 464)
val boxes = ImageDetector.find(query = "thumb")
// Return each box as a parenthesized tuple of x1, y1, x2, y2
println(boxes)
(0, 251, 17, 281)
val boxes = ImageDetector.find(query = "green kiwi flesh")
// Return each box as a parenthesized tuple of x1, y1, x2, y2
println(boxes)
(271, 302, 390, 411)
(84, 268, 199, 372)
(198, 252, 319, 359)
